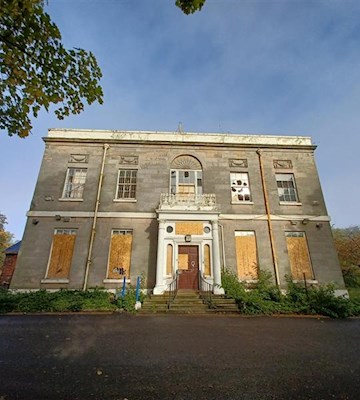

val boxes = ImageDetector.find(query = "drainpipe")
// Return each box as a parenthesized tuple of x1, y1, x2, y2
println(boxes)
(219, 223, 226, 271)
(83, 143, 110, 291)
(256, 149, 280, 287)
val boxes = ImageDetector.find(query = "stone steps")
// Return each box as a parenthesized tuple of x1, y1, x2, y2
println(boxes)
(139, 290, 239, 314)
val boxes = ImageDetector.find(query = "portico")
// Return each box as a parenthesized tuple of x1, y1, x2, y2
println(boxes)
(153, 193, 224, 295)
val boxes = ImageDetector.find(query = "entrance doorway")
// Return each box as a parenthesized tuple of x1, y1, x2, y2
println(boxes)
(178, 245, 199, 290)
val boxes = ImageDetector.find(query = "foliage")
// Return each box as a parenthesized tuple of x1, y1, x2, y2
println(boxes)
(175, 0, 206, 15)
(0, 212, 14, 267)
(0, 283, 147, 313)
(0, 0, 103, 137)
(220, 269, 358, 318)
(342, 265, 360, 288)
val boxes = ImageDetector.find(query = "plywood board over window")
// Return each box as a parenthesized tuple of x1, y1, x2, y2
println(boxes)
(286, 232, 314, 280)
(107, 230, 133, 279)
(175, 222, 203, 235)
(235, 231, 258, 280)
(47, 229, 76, 279)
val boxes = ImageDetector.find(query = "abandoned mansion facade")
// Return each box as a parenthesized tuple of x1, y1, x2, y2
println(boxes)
(11, 129, 346, 295)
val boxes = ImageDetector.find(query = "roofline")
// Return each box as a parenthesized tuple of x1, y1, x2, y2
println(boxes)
(45, 128, 315, 149)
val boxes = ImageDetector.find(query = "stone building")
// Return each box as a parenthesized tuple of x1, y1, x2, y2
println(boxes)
(11, 129, 346, 295)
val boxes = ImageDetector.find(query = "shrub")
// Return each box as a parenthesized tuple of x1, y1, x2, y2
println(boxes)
(342, 265, 360, 288)
(221, 268, 356, 318)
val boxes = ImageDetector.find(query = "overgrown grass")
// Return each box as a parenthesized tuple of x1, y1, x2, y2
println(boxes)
(0, 287, 144, 314)
(221, 269, 359, 319)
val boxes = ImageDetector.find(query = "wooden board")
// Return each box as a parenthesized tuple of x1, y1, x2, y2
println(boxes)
(286, 237, 314, 280)
(175, 222, 203, 235)
(178, 254, 189, 270)
(235, 235, 258, 279)
(166, 244, 173, 275)
(204, 244, 211, 276)
(47, 234, 76, 279)
(107, 234, 133, 279)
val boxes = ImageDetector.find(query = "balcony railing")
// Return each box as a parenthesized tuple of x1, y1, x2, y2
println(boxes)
(158, 193, 218, 211)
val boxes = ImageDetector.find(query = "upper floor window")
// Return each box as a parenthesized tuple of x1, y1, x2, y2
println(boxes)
(276, 173, 298, 202)
(62, 168, 87, 199)
(116, 169, 137, 199)
(170, 155, 203, 197)
(170, 170, 203, 196)
(230, 172, 251, 203)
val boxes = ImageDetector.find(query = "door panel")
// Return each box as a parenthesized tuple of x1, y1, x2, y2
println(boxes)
(178, 245, 199, 290)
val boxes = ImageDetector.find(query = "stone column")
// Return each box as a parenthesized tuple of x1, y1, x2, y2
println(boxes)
(153, 220, 167, 294)
(211, 220, 225, 295)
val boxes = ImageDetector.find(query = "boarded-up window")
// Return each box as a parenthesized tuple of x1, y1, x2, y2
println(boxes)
(235, 231, 258, 279)
(286, 232, 314, 280)
(204, 244, 211, 276)
(166, 244, 173, 275)
(107, 230, 133, 279)
(46, 229, 76, 279)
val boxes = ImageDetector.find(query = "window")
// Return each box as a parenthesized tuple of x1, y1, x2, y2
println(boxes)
(62, 168, 87, 199)
(234, 231, 258, 280)
(46, 229, 77, 280)
(285, 232, 314, 280)
(230, 173, 251, 203)
(276, 173, 298, 202)
(170, 170, 203, 196)
(116, 170, 137, 199)
(107, 230, 133, 279)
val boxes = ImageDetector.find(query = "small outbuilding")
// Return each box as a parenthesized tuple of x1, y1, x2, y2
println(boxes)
(1, 241, 21, 288)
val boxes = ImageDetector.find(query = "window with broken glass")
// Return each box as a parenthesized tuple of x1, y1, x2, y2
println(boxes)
(230, 172, 251, 203)
(62, 168, 87, 199)
(116, 170, 137, 199)
(170, 170, 203, 196)
(276, 173, 299, 202)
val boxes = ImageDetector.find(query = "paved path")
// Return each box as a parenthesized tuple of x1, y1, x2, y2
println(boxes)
(0, 314, 359, 399)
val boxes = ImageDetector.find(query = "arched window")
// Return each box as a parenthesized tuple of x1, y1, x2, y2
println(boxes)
(170, 155, 203, 197)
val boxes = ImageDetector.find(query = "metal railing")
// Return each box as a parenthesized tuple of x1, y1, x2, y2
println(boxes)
(167, 270, 179, 309)
(198, 271, 214, 308)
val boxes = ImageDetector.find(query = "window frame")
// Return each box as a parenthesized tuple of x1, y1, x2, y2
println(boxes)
(230, 172, 252, 204)
(276, 173, 299, 203)
(115, 169, 138, 201)
(61, 168, 87, 200)
(170, 169, 203, 196)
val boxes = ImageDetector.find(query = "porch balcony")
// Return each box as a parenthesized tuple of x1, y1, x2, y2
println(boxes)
(158, 193, 218, 211)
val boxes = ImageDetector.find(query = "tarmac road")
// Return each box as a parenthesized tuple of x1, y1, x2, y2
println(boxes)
(0, 314, 359, 400)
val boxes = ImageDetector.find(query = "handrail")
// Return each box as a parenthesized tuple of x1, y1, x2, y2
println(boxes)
(198, 271, 214, 308)
(167, 270, 179, 310)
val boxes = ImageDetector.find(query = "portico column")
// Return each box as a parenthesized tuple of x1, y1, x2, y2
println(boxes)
(153, 220, 167, 294)
(211, 220, 225, 295)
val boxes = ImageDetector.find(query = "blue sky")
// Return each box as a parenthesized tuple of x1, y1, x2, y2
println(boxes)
(1, 0, 360, 240)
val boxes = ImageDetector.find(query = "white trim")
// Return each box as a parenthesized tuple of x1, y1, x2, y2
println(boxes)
(279, 201, 302, 206)
(41, 279, 70, 284)
(113, 199, 137, 203)
(26, 210, 331, 222)
(58, 198, 84, 202)
(231, 201, 254, 205)
(27, 211, 156, 218)
(103, 279, 131, 284)
(48, 128, 313, 147)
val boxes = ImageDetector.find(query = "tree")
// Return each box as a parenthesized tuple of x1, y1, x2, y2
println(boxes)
(176, 0, 207, 15)
(0, 212, 14, 267)
(0, 0, 103, 138)
(332, 226, 360, 287)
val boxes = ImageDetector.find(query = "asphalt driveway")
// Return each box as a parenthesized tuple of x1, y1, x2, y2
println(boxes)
(0, 314, 359, 399)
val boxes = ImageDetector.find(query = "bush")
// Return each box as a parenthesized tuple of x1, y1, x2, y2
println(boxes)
(342, 265, 360, 288)
(221, 268, 356, 318)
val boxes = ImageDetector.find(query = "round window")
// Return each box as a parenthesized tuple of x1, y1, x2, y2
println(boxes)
(204, 226, 211, 234)
(166, 226, 174, 233)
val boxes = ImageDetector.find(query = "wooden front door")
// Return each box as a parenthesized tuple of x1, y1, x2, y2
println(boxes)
(178, 245, 199, 290)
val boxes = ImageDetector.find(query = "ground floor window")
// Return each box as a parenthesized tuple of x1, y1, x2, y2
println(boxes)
(107, 230, 133, 279)
(234, 231, 258, 280)
(285, 232, 314, 280)
(46, 229, 77, 279)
